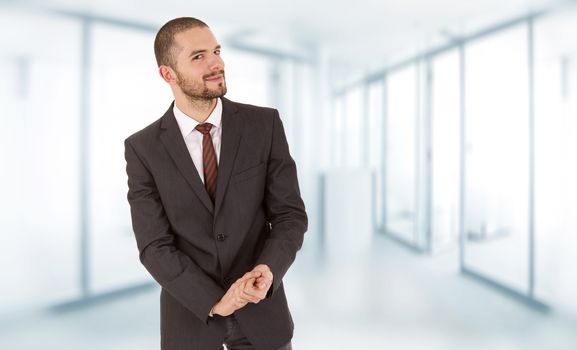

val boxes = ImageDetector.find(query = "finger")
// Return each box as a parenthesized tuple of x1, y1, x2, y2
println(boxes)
(237, 292, 260, 304)
(240, 291, 261, 304)
(243, 281, 264, 298)
(255, 276, 271, 289)
(241, 292, 263, 304)
(232, 277, 256, 293)
(238, 280, 260, 300)
(241, 281, 266, 301)
(236, 279, 250, 295)
(237, 271, 261, 284)
(234, 290, 251, 304)
(256, 273, 272, 282)
(234, 276, 255, 286)
(242, 285, 262, 301)
(245, 271, 262, 279)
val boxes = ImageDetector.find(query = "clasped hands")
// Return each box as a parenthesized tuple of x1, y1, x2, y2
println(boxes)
(211, 264, 273, 317)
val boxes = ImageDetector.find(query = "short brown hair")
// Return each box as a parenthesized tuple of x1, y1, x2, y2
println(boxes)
(154, 17, 208, 68)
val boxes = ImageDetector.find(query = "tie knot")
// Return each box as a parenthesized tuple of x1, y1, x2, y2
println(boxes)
(195, 123, 213, 135)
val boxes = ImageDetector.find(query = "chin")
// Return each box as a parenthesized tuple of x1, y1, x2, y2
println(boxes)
(215, 86, 227, 97)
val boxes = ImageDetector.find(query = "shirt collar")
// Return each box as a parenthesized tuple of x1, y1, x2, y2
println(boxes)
(173, 98, 222, 138)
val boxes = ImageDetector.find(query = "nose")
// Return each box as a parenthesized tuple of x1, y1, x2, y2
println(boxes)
(209, 53, 224, 71)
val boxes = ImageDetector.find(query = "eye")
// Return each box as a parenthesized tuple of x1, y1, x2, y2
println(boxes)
(192, 54, 203, 61)
(214, 49, 221, 55)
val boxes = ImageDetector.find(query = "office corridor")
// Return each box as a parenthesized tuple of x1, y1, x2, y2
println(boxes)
(2, 234, 575, 350)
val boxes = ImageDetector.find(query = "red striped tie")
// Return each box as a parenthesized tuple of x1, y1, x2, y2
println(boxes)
(195, 123, 218, 203)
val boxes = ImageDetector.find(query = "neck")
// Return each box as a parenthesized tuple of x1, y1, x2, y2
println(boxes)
(174, 96, 218, 123)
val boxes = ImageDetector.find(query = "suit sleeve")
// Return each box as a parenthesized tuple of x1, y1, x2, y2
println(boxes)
(256, 110, 308, 296)
(125, 138, 224, 323)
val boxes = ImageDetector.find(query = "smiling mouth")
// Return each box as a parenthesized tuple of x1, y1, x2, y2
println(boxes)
(206, 75, 223, 81)
(205, 71, 225, 81)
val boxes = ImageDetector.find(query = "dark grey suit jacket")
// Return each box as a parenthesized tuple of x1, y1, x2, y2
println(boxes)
(125, 98, 307, 350)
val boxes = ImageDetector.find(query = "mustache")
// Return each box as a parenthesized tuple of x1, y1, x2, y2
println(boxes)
(203, 70, 225, 79)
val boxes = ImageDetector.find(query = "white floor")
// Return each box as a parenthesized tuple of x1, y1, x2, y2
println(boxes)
(1, 234, 576, 350)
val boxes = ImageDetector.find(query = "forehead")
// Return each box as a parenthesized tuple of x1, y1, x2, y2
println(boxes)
(173, 27, 219, 53)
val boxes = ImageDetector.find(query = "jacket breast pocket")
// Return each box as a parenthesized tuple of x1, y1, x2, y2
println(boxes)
(231, 162, 266, 184)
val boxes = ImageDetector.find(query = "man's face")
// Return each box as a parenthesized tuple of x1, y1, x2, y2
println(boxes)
(171, 27, 226, 100)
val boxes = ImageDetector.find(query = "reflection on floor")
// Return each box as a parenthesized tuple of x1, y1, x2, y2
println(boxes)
(1, 234, 576, 350)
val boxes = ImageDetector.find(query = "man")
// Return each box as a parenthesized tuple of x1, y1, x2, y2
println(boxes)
(124, 17, 307, 350)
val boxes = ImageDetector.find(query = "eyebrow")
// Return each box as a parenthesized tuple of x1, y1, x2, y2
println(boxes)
(189, 45, 221, 57)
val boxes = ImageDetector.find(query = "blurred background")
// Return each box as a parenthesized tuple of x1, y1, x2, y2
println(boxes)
(1, 0, 577, 349)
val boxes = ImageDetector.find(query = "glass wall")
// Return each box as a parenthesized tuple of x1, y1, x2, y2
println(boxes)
(89, 23, 171, 293)
(534, 8, 577, 313)
(0, 9, 82, 312)
(430, 50, 460, 252)
(463, 24, 530, 293)
(225, 50, 271, 107)
(293, 63, 318, 172)
(331, 95, 345, 166)
(343, 87, 364, 168)
(367, 80, 385, 229)
(385, 65, 418, 245)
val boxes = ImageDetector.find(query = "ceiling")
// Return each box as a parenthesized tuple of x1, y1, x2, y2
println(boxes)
(4, 0, 568, 79)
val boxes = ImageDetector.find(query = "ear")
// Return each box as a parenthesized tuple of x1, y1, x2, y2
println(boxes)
(159, 65, 176, 83)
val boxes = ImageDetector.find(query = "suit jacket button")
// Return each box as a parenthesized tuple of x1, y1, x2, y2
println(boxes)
(216, 234, 226, 242)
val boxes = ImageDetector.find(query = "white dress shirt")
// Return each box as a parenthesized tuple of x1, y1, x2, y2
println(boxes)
(173, 98, 223, 184)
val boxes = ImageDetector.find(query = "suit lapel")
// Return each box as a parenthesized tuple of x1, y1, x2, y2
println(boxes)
(159, 103, 214, 214)
(214, 98, 243, 216)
